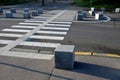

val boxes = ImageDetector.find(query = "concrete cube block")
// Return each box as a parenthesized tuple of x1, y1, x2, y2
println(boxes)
(115, 8, 120, 13)
(76, 14, 83, 21)
(24, 12, 30, 19)
(5, 12, 13, 18)
(101, 7, 105, 12)
(32, 11, 38, 16)
(91, 7, 95, 11)
(0, 8, 3, 14)
(37, 9, 43, 14)
(10, 8, 16, 13)
(24, 8, 29, 13)
(55, 45, 75, 70)
(77, 10, 83, 14)
(89, 11, 95, 16)
(95, 12, 104, 20)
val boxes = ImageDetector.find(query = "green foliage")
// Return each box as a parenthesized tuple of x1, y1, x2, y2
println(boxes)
(73, 0, 120, 9)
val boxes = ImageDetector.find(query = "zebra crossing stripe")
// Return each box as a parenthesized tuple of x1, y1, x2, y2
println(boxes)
(11, 25, 37, 29)
(50, 21, 72, 24)
(20, 41, 60, 48)
(0, 40, 13, 44)
(25, 20, 45, 23)
(30, 35, 64, 40)
(46, 24, 71, 27)
(0, 39, 60, 48)
(34, 16, 51, 19)
(37, 30, 67, 35)
(2, 29, 30, 32)
(0, 33, 23, 37)
(42, 27, 69, 30)
(19, 23, 42, 26)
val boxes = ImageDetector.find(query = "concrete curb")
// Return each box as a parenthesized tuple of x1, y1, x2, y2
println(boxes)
(75, 52, 120, 58)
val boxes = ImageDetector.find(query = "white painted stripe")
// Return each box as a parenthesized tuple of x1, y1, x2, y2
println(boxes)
(30, 35, 64, 40)
(2, 29, 30, 32)
(0, 33, 23, 37)
(37, 31, 67, 35)
(0, 40, 13, 44)
(19, 23, 42, 25)
(42, 27, 69, 30)
(25, 20, 45, 23)
(20, 42, 60, 48)
(34, 16, 51, 19)
(11, 25, 37, 29)
(46, 24, 71, 27)
(50, 21, 72, 24)
(0, 51, 54, 60)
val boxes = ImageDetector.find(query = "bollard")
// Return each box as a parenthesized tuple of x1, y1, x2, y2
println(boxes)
(10, 8, 16, 13)
(82, 12, 87, 17)
(89, 11, 95, 16)
(91, 7, 95, 11)
(5, 12, 13, 18)
(95, 12, 104, 20)
(76, 14, 83, 21)
(101, 7, 105, 12)
(32, 10, 38, 16)
(0, 8, 3, 14)
(55, 45, 75, 70)
(24, 8, 29, 13)
(77, 10, 83, 14)
(37, 9, 43, 14)
(115, 8, 120, 13)
(24, 12, 30, 19)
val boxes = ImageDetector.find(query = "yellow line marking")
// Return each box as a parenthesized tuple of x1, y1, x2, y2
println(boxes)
(75, 52, 120, 58)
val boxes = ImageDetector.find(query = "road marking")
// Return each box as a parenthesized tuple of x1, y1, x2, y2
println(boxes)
(11, 25, 37, 29)
(75, 52, 120, 58)
(25, 20, 45, 23)
(37, 30, 67, 35)
(0, 51, 54, 60)
(34, 16, 51, 19)
(2, 29, 30, 32)
(0, 33, 23, 37)
(20, 41, 60, 48)
(30, 35, 64, 40)
(45, 24, 71, 27)
(42, 27, 69, 30)
(0, 10, 66, 51)
(0, 39, 13, 44)
(50, 21, 72, 24)
(0, 39, 60, 48)
(19, 23, 42, 26)
(0, 33, 64, 40)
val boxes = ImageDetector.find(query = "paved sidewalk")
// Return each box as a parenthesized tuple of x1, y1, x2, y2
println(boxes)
(0, 55, 120, 80)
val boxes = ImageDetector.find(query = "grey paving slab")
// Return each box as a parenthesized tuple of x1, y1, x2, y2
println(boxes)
(0, 56, 54, 80)
(50, 55, 120, 80)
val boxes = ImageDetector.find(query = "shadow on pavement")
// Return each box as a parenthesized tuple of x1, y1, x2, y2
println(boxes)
(73, 62, 120, 80)
(0, 61, 73, 80)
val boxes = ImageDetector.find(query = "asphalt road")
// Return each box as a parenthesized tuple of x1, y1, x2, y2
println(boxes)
(63, 21, 120, 54)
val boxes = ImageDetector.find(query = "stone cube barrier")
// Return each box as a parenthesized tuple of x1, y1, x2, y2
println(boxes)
(24, 12, 30, 19)
(77, 10, 83, 14)
(24, 8, 29, 13)
(115, 8, 120, 13)
(55, 45, 75, 70)
(91, 7, 95, 11)
(95, 12, 104, 20)
(10, 8, 16, 13)
(32, 10, 38, 16)
(37, 9, 43, 14)
(89, 11, 95, 16)
(0, 8, 3, 14)
(5, 12, 13, 18)
(76, 14, 83, 21)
